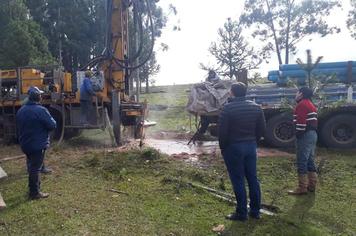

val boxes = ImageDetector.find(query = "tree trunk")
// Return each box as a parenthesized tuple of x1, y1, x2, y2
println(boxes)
(145, 78, 149, 94)
(285, 0, 293, 64)
(266, 0, 283, 65)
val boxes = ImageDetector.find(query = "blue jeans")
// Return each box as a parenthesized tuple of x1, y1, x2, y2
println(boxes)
(223, 141, 261, 218)
(26, 150, 45, 196)
(80, 100, 93, 124)
(296, 130, 318, 174)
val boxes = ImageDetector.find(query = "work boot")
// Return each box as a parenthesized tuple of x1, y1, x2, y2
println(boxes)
(225, 212, 247, 222)
(249, 213, 261, 220)
(307, 172, 318, 192)
(287, 174, 308, 195)
(29, 192, 49, 200)
(41, 166, 53, 174)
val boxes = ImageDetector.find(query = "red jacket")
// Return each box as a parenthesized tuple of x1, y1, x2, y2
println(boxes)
(293, 99, 318, 138)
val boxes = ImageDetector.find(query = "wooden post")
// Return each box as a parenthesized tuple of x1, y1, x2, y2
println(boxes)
(0, 166, 7, 178)
(0, 166, 7, 210)
(0, 193, 5, 210)
(236, 69, 248, 85)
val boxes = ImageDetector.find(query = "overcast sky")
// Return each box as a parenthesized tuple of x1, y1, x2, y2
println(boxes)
(152, 0, 356, 85)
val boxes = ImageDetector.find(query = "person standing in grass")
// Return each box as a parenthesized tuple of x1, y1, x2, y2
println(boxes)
(16, 87, 56, 200)
(288, 87, 318, 195)
(218, 82, 266, 221)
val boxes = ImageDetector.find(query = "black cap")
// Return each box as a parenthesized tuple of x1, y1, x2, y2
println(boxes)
(299, 87, 313, 99)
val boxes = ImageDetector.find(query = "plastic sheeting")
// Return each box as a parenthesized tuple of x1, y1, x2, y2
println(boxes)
(186, 81, 232, 116)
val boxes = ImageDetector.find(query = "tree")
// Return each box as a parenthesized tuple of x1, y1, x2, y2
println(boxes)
(139, 52, 160, 93)
(208, 18, 261, 79)
(296, 49, 323, 88)
(0, 0, 53, 68)
(25, 0, 103, 72)
(240, 0, 341, 65)
(348, 0, 356, 39)
(128, 0, 169, 93)
(25, 0, 167, 77)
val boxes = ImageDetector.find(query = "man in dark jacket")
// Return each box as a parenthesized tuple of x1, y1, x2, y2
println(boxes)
(80, 70, 96, 125)
(288, 87, 318, 195)
(16, 87, 56, 200)
(219, 82, 266, 221)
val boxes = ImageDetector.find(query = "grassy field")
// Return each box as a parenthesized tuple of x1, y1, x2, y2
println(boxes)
(1, 140, 355, 236)
(1, 85, 355, 235)
(141, 84, 194, 133)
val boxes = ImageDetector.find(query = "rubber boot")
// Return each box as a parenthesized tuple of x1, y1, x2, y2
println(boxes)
(307, 172, 318, 192)
(288, 174, 308, 195)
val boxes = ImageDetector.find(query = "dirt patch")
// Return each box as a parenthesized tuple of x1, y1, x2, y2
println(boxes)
(148, 131, 193, 140)
(258, 148, 294, 158)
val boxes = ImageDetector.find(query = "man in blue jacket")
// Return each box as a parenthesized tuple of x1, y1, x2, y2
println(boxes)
(16, 87, 56, 200)
(80, 71, 96, 125)
(219, 82, 266, 221)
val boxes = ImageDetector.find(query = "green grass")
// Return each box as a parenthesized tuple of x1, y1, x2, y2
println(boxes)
(141, 84, 193, 107)
(1, 85, 355, 235)
(1, 143, 355, 235)
(141, 84, 194, 133)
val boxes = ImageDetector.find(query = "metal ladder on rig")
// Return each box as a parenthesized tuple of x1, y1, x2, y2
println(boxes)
(65, 97, 106, 129)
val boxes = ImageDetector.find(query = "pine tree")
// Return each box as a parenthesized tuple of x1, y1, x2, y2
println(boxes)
(208, 18, 261, 79)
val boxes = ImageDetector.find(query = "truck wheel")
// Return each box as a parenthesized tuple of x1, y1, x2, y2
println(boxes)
(0, 116, 4, 141)
(320, 114, 356, 148)
(265, 113, 295, 148)
(208, 125, 218, 137)
(64, 129, 82, 139)
(49, 109, 63, 140)
(0, 115, 17, 144)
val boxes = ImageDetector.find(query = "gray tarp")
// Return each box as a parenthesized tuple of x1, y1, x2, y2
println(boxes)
(186, 81, 232, 116)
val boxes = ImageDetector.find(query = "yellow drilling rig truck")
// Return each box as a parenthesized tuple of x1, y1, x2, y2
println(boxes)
(0, 0, 153, 145)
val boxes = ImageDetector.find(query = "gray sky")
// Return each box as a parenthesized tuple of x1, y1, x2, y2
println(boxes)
(153, 0, 356, 85)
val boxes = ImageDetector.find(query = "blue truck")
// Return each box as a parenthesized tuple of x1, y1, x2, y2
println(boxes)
(246, 61, 356, 148)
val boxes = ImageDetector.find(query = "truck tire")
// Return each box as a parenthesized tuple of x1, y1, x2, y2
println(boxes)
(208, 125, 218, 137)
(0, 116, 4, 140)
(0, 115, 17, 144)
(265, 113, 295, 148)
(48, 109, 63, 140)
(320, 114, 356, 149)
(64, 129, 82, 139)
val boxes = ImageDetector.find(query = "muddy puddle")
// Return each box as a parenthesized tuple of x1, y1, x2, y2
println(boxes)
(145, 139, 293, 160)
(146, 139, 219, 156)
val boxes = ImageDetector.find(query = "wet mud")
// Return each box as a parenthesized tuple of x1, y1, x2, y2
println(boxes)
(145, 138, 293, 161)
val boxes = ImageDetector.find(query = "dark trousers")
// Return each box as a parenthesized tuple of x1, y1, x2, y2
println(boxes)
(198, 115, 218, 134)
(80, 100, 93, 124)
(296, 130, 318, 174)
(26, 150, 45, 196)
(223, 141, 261, 218)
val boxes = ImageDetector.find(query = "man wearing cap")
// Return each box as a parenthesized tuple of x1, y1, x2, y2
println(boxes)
(16, 87, 56, 200)
(80, 71, 96, 125)
(288, 87, 318, 195)
(219, 82, 266, 221)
